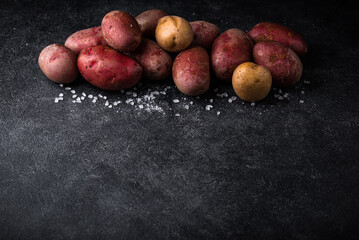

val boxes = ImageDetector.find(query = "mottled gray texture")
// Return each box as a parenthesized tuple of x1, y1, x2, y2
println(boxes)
(0, 0, 358, 239)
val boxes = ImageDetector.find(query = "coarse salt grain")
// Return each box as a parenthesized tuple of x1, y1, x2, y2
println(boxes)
(217, 111, 220, 115)
(105, 101, 109, 106)
(300, 100, 304, 103)
(228, 99, 233, 103)
(231, 96, 237, 101)
(209, 99, 213, 103)
(59, 93, 63, 97)
(190, 101, 193, 105)
(173, 99, 179, 103)
(88, 95, 93, 99)
(184, 105, 189, 109)
(59, 84, 63, 87)
(175, 113, 180, 117)
(82, 93, 86, 97)
(54, 98, 59, 103)
(71, 90, 76, 94)
(138, 105, 144, 109)
(108, 105, 112, 108)
(251, 102, 256, 106)
(103, 96, 107, 100)
(301, 91, 305, 94)
(205, 105, 213, 110)
(72, 95, 77, 98)
(65, 87, 71, 90)
(81, 96, 85, 100)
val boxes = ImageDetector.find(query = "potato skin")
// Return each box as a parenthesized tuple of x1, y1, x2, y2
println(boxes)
(129, 38, 172, 80)
(38, 44, 78, 84)
(232, 62, 272, 102)
(101, 10, 142, 52)
(253, 41, 302, 88)
(211, 28, 253, 82)
(77, 46, 142, 90)
(248, 22, 308, 56)
(155, 16, 193, 52)
(65, 26, 107, 54)
(135, 9, 167, 38)
(172, 47, 210, 96)
(190, 21, 220, 50)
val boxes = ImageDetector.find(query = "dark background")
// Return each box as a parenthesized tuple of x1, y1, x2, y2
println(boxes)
(0, 0, 358, 239)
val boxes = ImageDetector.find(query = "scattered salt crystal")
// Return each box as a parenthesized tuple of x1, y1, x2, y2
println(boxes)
(59, 84, 63, 87)
(222, 92, 228, 97)
(175, 113, 180, 117)
(173, 99, 179, 103)
(105, 101, 109, 106)
(58, 97, 63, 101)
(126, 99, 133, 104)
(54, 98, 59, 103)
(278, 96, 284, 100)
(205, 105, 213, 110)
(217, 111, 220, 115)
(138, 105, 144, 109)
(113, 102, 118, 106)
(133, 93, 137, 97)
(108, 105, 112, 108)
(126, 91, 132, 95)
(72, 95, 77, 98)
(160, 91, 166, 95)
(80, 96, 85, 100)
(228, 99, 233, 103)
(59, 93, 63, 97)
(130, 102, 134, 105)
(300, 100, 304, 103)
(184, 105, 189, 109)
(190, 101, 193, 105)
(209, 99, 213, 103)
(283, 93, 289, 98)
(103, 96, 107, 100)
(251, 102, 256, 106)
(65, 87, 71, 90)
(301, 91, 305, 94)
(76, 97, 81, 101)
(230, 96, 237, 101)
(152, 91, 159, 95)
(71, 90, 76, 94)
(72, 100, 76, 103)
(88, 94, 93, 99)
(92, 99, 97, 103)
(82, 92, 86, 97)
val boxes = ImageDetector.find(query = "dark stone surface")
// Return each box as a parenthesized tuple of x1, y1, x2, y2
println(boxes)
(0, 0, 358, 239)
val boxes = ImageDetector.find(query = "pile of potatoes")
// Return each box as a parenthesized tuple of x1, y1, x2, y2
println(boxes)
(38, 9, 307, 102)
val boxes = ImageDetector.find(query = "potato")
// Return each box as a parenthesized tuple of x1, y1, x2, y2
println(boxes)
(155, 16, 193, 52)
(135, 9, 167, 38)
(129, 38, 172, 80)
(38, 44, 78, 84)
(64, 26, 107, 54)
(211, 28, 253, 82)
(190, 21, 220, 50)
(253, 41, 302, 88)
(248, 22, 308, 56)
(172, 47, 210, 96)
(77, 46, 142, 90)
(101, 10, 142, 52)
(232, 62, 272, 102)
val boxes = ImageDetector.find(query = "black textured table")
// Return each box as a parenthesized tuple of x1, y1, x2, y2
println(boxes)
(1, 0, 358, 239)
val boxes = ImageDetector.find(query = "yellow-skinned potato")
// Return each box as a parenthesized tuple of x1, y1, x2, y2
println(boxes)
(155, 16, 193, 52)
(232, 62, 272, 102)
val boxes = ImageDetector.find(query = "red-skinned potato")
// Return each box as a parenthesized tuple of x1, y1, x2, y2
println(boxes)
(253, 41, 302, 88)
(77, 46, 142, 90)
(190, 21, 220, 50)
(135, 9, 167, 38)
(38, 44, 78, 84)
(248, 22, 308, 56)
(211, 28, 253, 82)
(65, 26, 107, 54)
(172, 47, 210, 96)
(129, 38, 172, 80)
(101, 10, 142, 52)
